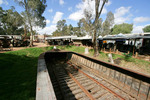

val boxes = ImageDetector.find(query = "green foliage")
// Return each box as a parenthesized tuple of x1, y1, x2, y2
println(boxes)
(111, 23, 133, 35)
(53, 19, 71, 36)
(52, 19, 84, 36)
(68, 24, 74, 35)
(101, 11, 114, 36)
(143, 25, 150, 32)
(79, 9, 93, 36)
(0, 7, 24, 35)
(15, 0, 47, 46)
(73, 27, 85, 37)
(123, 53, 134, 62)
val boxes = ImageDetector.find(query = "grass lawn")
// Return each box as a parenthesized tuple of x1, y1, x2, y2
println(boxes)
(60, 46, 150, 74)
(0, 45, 149, 100)
(0, 46, 53, 100)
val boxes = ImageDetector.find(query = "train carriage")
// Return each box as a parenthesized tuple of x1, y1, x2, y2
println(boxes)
(138, 36, 150, 54)
(45, 36, 77, 45)
(0, 36, 12, 51)
(98, 33, 150, 55)
(72, 35, 93, 47)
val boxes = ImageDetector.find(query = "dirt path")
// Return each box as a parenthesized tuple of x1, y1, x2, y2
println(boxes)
(0, 42, 49, 53)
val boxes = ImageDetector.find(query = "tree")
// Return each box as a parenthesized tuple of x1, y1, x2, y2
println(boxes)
(97, 18, 103, 36)
(53, 19, 76, 36)
(73, 27, 85, 37)
(57, 19, 66, 33)
(83, 9, 93, 36)
(93, 0, 108, 56)
(79, 0, 108, 56)
(111, 23, 133, 35)
(102, 11, 114, 36)
(67, 24, 73, 35)
(15, 0, 47, 47)
(77, 18, 86, 36)
(143, 25, 150, 32)
(0, 7, 5, 35)
(53, 19, 68, 36)
(0, 7, 24, 35)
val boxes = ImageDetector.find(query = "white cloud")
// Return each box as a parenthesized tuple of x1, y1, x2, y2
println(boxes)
(132, 24, 150, 33)
(48, 9, 53, 13)
(59, 0, 64, 5)
(115, 7, 131, 18)
(68, 7, 72, 11)
(106, 1, 111, 6)
(0, 0, 8, 5)
(37, 25, 57, 35)
(46, 20, 50, 24)
(114, 6, 132, 24)
(132, 25, 144, 33)
(52, 12, 64, 24)
(68, 10, 84, 21)
(133, 17, 150, 23)
(68, 0, 108, 21)
(0, 0, 3, 5)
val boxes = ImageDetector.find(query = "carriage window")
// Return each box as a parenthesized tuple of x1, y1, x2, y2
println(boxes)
(143, 39, 150, 46)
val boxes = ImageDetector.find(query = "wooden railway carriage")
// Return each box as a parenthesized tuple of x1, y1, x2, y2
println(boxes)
(12, 35, 24, 47)
(45, 36, 77, 45)
(0, 36, 12, 51)
(100, 35, 126, 52)
(72, 35, 93, 47)
(98, 33, 150, 55)
(138, 36, 150, 54)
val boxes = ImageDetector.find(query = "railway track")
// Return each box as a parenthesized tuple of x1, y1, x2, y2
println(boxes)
(36, 51, 150, 100)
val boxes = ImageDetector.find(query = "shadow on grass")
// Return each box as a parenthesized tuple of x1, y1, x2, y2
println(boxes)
(0, 53, 37, 100)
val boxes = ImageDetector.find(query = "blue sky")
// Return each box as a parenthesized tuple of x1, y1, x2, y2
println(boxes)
(0, 0, 150, 34)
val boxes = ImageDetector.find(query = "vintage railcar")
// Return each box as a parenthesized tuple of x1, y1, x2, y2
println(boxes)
(9, 35, 29, 47)
(72, 35, 93, 47)
(0, 36, 12, 51)
(138, 36, 150, 54)
(98, 33, 150, 55)
(45, 36, 77, 45)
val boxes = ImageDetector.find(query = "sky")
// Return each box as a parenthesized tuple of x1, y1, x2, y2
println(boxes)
(0, 0, 150, 35)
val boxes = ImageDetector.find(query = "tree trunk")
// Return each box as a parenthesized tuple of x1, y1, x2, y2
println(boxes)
(93, 29, 99, 57)
(24, 0, 33, 47)
(24, 25, 27, 37)
(29, 23, 33, 47)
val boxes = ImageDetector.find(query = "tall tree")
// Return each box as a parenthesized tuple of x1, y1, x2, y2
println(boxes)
(0, 7, 5, 35)
(53, 19, 75, 36)
(77, 18, 86, 36)
(102, 11, 114, 36)
(21, 12, 30, 38)
(67, 24, 73, 35)
(15, 0, 47, 47)
(97, 18, 103, 36)
(56, 19, 66, 33)
(53, 19, 67, 36)
(79, 0, 108, 56)
(73, 27, 85, 37)
(111, 23, 133, 35)
(0, 7, 24, 35)
(93, 0, 108, 56)
(143, 25, 150, 32)
(83, 9, 93, 36)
